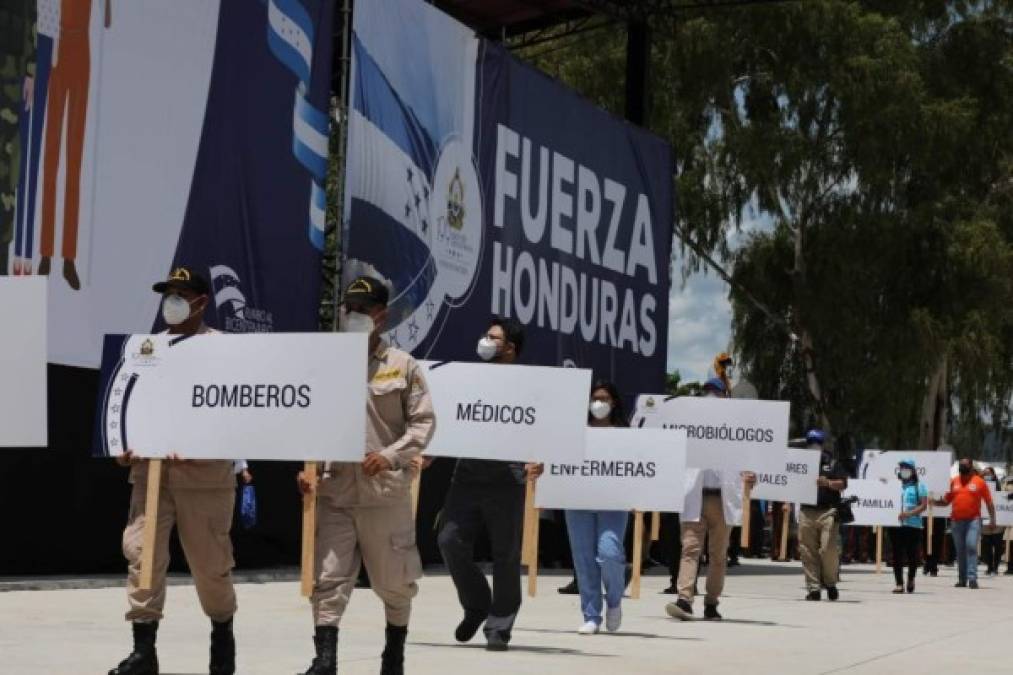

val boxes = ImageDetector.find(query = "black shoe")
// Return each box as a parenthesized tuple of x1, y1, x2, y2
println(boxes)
(661, 583, 678, 595)
(665, 599, 693, 620)
(485, 631, 509, 652)
(955, 580, 967, 588)
(930, 571, 938, 577)
(1005, 569, 1013, 576)
(557, 579, 579, 595)
(108, 621, 159, 675)
(703, 604, 722, 621)
(454, 611, 487, 643)
(826, 587, 839, 602)
(806, 590, 821, 601)
(381, 624, 407, 675)
(969, 580, 979, 589)
(728, 558, 740, 568)
(301, 626, 338, 675)
(209, 618, 235, 675)
(906, 579, 915, 593)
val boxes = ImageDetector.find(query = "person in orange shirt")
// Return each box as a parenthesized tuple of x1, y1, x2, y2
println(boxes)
(935, 458, 996, 589)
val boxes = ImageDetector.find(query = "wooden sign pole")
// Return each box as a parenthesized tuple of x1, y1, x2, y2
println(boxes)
(138, 459, 162, 591)
(780, 503, 791, 561)
(650, 512, 661, 542)
(740, 479, 753, 548)
(631, 511, 644, 599)
(300, 461, 318, 598)
(523, 478, 539, 597)
(411, 471, 422, 520)
(875, 526, 883, 574)
(926, 499, 934, 556)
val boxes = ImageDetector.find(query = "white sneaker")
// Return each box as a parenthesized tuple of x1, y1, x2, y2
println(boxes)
(605, 606, 622, 633)
(577, 620, 599, 635)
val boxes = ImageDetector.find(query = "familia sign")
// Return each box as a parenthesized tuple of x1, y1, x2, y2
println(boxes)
(94, 333, 367, 461)
(536, 427, 688, 512)
(420, 360, 591, 462)
(841, 479, 901, 527)
(630, 396, 789, 473)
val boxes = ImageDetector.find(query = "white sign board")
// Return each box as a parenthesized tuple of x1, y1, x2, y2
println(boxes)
(99, 333, 368, 460)
(0, 278, 47, 447)
(420, 361, 592, 462)
(858, 450, 954, 494)
(991, 493, 1013, 526)
(536, 428, 688, 512)
(750, 449, 820, 505)
(630, 395, 788, 472)
(842, 479, 901, 527)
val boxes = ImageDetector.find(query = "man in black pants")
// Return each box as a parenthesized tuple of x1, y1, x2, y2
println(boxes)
(437, 317, 538, 652)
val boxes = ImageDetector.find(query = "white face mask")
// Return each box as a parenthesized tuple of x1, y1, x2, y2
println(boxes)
(476, 337, 498, 362)
(589, 400, 612, 420)
(340, 310, 375, 334)
(899, 469, 913, 480)
(162, 294, 194, 326)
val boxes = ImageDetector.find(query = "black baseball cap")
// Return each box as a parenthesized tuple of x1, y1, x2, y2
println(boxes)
(342, 276, 389, 307)
(152, 266, 211, 295)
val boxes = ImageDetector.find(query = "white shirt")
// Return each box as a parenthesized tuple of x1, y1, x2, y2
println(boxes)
(701, 469, 722, 489)
(681, 469, 745, 525)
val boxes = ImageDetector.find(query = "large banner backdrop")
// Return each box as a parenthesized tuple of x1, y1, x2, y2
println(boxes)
(3, 0, 334, 367)
(343, 0, 674, 391)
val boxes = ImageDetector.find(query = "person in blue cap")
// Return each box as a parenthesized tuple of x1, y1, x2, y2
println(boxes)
(890, 458, 928, 593)
(799, 429, 848, 601)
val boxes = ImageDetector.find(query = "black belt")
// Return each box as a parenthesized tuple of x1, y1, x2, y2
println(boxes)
(702, 488, 722, 497)
(801, 504, 835, 511)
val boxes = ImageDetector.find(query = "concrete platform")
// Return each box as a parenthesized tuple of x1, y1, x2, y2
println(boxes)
(2, 560, 1012, 674)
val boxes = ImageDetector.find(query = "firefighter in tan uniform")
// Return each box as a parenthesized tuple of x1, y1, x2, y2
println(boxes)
(110, 267, 237, 675)
(298, 276, 435, 675)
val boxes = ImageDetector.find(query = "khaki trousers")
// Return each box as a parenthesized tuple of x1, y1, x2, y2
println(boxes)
(677, 495, 730, 606)
(122, 482, 236, 623)
(311, 493, 422, 628)
(799, 506, 840, 592)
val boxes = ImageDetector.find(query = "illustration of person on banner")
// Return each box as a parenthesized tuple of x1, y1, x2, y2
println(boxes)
(38, 0, 107, 289)
(297, 276, 435, 675)
(1, 0, 37, 275)
(13, 0, 59, 276)
(110, 267, 238, 675)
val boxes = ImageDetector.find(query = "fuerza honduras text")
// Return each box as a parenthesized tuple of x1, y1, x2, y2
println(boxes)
(192, 384, 312, 409)
(492, 124, 661, 357)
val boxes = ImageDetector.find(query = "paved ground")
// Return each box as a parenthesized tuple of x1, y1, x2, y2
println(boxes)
(2, 560, 1012, 674)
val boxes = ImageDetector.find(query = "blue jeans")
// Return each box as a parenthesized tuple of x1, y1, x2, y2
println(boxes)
(15, 35, 54, 261)
(951, 518, 981, 583)
(565, 510, 627, 624)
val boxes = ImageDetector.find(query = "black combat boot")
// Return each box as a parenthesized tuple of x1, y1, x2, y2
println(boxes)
(380, 624, 407, 675)
(108, 621, 159, 675)
(209, 618, 236, 675)
(301, 626, 338, 674)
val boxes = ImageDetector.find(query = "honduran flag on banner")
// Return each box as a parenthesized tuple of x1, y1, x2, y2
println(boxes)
(343, 0, 674, 398)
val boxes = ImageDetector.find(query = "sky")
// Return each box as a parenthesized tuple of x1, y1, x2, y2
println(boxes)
(665, 211, 773, 385)
(666, 265, 732, 385)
